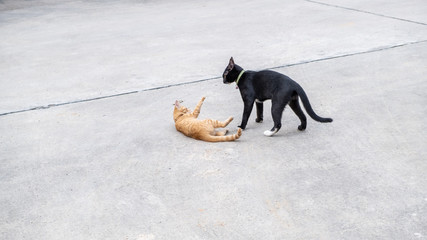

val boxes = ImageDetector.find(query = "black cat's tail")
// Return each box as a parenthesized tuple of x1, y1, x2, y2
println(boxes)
(295, 85, 333, 123)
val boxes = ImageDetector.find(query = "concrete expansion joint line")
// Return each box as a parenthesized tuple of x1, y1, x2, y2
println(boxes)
(269, 39, 427, 70)
(0, 40, 426, 117)
(305, 0, 427, 26)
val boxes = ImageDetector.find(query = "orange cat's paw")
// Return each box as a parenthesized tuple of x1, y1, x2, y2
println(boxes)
(237, 128, 242, 136)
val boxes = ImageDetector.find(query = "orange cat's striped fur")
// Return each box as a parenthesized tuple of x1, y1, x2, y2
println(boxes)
(173, 97, 242, 142)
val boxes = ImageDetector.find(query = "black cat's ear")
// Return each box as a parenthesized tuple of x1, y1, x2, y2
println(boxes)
(228, 57, 235, 69)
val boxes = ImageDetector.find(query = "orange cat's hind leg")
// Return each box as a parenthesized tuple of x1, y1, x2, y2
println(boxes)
(213, 117, 234, 128)
(215, 129, 228, 136)
(200, 128, 242, 142)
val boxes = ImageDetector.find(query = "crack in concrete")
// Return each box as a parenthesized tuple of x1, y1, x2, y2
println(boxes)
(305, 0, 427, 26)
(1, 40, 426, 117)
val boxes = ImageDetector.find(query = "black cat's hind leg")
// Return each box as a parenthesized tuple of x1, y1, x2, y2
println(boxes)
(255, 100, 263, 123)
(264, 99, 288, 137)
(289, 95, 307, 131)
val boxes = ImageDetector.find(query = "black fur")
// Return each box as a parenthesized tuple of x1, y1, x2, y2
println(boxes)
(223, 57, 332, 135)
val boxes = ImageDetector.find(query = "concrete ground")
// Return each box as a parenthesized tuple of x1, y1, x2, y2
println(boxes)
(1, 0, 426, 239)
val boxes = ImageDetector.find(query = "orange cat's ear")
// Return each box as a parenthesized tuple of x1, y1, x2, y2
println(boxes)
(174, 100, 180, 108)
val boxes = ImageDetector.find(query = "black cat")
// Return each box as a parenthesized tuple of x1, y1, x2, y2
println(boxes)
(223, 57, 332, 136)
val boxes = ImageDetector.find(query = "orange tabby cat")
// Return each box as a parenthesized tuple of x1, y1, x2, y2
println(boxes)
(173, 97, 242, 142)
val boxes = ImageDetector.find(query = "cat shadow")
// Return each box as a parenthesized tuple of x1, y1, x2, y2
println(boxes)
(249, 121, 306, 138)
(273, 129, 306, 138)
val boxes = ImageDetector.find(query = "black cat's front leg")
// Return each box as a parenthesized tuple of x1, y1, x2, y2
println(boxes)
(239, 100, 254, 130)
(255, 101, 263, 123)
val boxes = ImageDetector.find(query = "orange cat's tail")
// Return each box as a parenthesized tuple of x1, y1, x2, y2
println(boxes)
(202, 128, 242, 142)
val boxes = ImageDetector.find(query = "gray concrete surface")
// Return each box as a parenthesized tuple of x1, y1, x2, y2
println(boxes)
(0, 0, 426, 239)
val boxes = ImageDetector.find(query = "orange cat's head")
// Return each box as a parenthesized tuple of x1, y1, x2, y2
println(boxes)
(173, 100, 190, 122)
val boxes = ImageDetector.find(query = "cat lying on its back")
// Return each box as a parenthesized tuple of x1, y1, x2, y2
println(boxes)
(173, 97, 242, 142)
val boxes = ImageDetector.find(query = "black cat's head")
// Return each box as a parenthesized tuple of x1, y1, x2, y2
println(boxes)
(223, 57, 243, 84)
